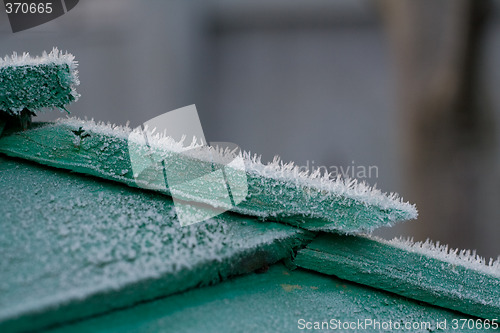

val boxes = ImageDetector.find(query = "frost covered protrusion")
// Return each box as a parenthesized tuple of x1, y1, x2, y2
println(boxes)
(385, 236, 500, 278)
(0, 47, 80, 112)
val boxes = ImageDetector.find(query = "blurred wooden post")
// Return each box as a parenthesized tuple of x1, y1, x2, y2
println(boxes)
(378, 0, 491, 248)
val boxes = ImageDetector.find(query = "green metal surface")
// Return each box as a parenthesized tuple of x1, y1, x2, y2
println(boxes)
(0, 156, 311, 332)
(0, 120, 416, 233)
(47, 264, 494, 333)
(294, 233, 500, 320)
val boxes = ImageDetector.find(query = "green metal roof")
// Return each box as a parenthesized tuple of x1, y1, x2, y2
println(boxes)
(0, 121, 498, 332)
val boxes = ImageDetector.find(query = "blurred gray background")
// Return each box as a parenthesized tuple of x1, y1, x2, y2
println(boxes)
(1, 0, 499, 258)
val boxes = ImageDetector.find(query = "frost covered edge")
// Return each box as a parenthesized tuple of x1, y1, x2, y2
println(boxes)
(56, 117, 418, 220)
(0, 47, 80, 103)
(369, 235, 500, 278)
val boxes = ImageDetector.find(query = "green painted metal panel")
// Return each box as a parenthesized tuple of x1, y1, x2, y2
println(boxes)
(47, 264, 495, 333)
(0, 156, 311, 332)
(294, 233, 500, 320)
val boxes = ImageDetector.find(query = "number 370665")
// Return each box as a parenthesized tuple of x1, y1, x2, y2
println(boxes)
(5, 2, 53, 14)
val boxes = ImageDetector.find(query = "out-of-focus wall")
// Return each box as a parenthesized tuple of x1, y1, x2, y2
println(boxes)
(1, 0, 499, 258)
